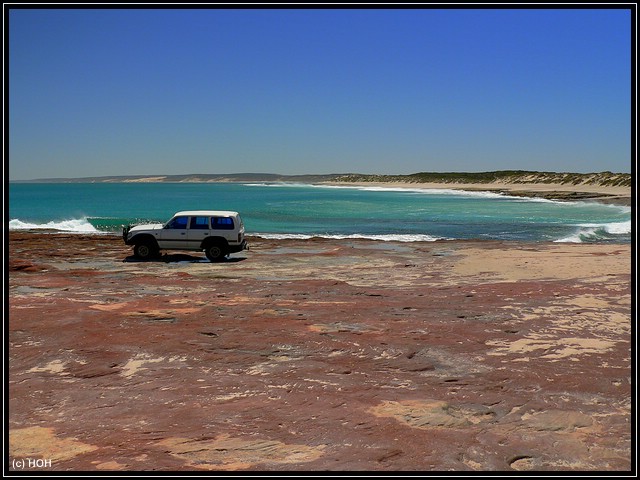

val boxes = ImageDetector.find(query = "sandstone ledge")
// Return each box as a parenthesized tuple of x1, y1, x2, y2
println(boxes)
(8, 233, 632, 472)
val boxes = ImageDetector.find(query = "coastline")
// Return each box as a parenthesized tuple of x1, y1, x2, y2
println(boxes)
(12, 173, 632, 206)
(321, 180, 632, 206)
(8, 232, 632, 471)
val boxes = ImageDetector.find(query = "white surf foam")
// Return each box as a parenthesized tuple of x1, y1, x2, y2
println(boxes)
(9, 218, 99, 233)
(554, 220, 631, 243)
(254, 232, 443, 242)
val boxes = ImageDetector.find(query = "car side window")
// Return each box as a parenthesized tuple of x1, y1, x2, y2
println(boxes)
(211, 217, 234, 230)
(190, 216, 210, 230)
(165, 216, 188, 229)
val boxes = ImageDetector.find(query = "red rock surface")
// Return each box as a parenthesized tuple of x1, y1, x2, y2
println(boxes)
(7, 232, 632, 472)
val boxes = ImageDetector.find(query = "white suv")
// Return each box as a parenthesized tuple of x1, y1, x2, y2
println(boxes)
(123, 210, 248, 262)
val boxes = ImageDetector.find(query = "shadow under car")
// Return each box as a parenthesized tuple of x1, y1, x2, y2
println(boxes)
(123, 253, 247, 263)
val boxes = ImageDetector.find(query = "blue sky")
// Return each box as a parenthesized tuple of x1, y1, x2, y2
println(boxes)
(8, 7, 632, 180)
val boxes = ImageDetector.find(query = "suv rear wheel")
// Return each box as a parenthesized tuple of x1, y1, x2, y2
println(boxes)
(204, 243, 226, 262)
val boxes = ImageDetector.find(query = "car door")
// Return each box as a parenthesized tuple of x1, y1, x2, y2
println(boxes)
(186, 215, 211, 248)
(158, 215, 189, 249)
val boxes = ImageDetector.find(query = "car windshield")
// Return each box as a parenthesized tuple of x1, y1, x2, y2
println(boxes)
(164, 216, 188, 229)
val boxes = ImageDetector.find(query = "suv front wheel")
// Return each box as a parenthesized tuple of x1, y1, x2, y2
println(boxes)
(134, 242, 158, 260)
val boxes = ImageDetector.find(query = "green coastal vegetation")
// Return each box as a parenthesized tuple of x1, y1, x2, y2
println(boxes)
(333, 170, 632, 187)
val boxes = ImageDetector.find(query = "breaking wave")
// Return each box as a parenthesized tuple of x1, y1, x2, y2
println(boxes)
(9, 217, 159, 233)
(9, 218, 100, 233)
(554, 220, 632, 243)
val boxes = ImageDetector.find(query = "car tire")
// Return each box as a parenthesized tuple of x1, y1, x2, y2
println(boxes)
(134, 242, 157, 260)
(205, 243, 226, 262)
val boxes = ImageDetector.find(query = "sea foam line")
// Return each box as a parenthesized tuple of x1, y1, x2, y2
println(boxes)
(242, 181, 590, 203)
(254, 232, 444, 242)
(242, 182, 633, 210)
(243, 181, 509, 199)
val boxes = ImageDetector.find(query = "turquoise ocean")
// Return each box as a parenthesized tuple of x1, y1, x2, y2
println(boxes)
(8, 182, 632, 243)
